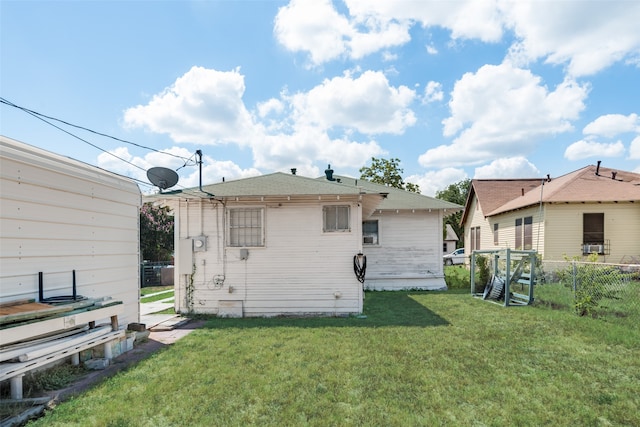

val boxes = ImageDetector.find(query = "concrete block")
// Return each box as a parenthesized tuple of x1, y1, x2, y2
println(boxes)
(84, 358, 109, 370)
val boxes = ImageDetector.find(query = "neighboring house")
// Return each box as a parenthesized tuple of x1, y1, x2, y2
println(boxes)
(461, 163, 640, 262)
(147, 170, 462, 317)
(0, 136, 141, 329)
(326, 175, 463, 291)
(444, 224, 459, 255)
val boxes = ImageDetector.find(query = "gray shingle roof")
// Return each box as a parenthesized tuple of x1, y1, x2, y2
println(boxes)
(323, 175, 463, 211)
(155, 172, 381, 198)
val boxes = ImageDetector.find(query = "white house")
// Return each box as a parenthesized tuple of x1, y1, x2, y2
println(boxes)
(325, 175, 463, 291)
(148, 170, 462, 317)
(0, 135, 141, 332)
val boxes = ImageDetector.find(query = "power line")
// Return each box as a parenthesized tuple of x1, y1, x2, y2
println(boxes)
(1, 96, 210, 194)
(0, 97, 195, 163)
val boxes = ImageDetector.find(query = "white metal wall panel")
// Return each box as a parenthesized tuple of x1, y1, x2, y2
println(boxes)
(0, 136, 141, 327)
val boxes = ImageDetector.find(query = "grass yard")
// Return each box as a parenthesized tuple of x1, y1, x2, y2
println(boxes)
(29, 291, 639, 426)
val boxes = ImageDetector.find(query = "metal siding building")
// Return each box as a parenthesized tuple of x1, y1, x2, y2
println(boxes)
(0, 136, 141, 328)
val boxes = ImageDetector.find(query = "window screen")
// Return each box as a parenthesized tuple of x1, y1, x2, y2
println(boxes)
(323, 206, 350, 232)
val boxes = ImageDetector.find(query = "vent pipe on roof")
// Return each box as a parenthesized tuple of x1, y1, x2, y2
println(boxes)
(521, 188, 525, 196)
(325, 164, 335, 181)
(546, 174, 551, 182)
(612, 171, 617, 180)
(596, 160, 601, 176)
(291, 168, 297, 175)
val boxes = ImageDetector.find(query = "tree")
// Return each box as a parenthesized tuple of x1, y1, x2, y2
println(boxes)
(359, 157, 420, 193)
(140, 202, 174, 262)
(435, 178, 471, 249)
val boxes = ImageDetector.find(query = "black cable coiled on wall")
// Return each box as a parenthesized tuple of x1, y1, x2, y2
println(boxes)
(353, 254, 367, 284)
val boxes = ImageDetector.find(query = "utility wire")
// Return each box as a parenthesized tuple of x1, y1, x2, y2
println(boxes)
(0, 97, 195, 163)
(2, 98, 149, 173)
(1, 96, 212, 196)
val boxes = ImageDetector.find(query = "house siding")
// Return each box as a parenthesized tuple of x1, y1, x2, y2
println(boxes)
(363, 210, 446, 290)
(0, 137, 141, 327)
(490, 206, 545, 254)
(172, 198, 364, 317)
(464, 196, 494, 254)
(544, 202, 639, 261)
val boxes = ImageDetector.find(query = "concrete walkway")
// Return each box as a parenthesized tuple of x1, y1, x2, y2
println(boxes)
(140, 289, 190, 331)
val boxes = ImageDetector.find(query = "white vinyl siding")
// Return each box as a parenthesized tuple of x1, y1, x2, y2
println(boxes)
(174, 200, 364, 317)
(362, 210, 447, 291)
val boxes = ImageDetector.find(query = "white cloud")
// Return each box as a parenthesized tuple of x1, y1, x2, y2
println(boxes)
(345, 0, 504, 42)
(251, 127, 385, 172)
(123, 66, 256, 146)
(426, 44, 438, 55)
(474, 157, 540, 179)
(583, 113, 640, 137)
(405, 167, 468, 197)
(419, 63, 588, 167)
(257, 98, 285, 118)
(382, 51, 398, 61)
(628, 136, 640, 160)
(122, 66, 406, 176)
(564, 139, 626, 161)
(289, 70, 416, 134)
(274, 1, 640, 76)
(273, 0, 353, 65)
(504, 1, 640, 76)
(274, 0, 411, 67)
(423, 81, 443, 103)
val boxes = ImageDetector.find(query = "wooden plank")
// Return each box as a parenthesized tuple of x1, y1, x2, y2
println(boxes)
(0, 304, 123, 346)
(0, 299, 35, 309)
(0, 303, 73, 325)
(0, 329, 125, 381)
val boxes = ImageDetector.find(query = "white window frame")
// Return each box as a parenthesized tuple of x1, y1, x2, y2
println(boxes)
(227, 207, 264, 247)
(363, 220, 379, 245)
(323, 205, 351, 232)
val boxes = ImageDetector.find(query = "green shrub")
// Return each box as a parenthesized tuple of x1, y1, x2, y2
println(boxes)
(444, 266, 470, 290)
(474, 255, 491, 293)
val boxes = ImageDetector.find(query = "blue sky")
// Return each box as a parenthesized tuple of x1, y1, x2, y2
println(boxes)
(2, 0, 639, 195)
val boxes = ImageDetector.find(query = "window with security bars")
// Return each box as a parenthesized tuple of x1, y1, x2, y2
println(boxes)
(228, 208, 263, 247)
(323, 205, 350, 232)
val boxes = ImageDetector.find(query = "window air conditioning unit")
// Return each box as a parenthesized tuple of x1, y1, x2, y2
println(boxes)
(363, 236, 374, 244)
(583, 244, 603, 254)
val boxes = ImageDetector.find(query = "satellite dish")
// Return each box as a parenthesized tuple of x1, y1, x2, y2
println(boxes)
(147, 167, 179, 190)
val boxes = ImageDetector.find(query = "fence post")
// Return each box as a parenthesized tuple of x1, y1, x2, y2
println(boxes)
(572, 261, 577, 293)
(470, 252, 476, 295)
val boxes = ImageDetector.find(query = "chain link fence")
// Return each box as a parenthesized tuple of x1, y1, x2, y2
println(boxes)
(535, 260, 640, 319)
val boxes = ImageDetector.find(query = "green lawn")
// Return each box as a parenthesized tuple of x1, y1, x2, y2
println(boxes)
(30, 291, 639, 426)
(140, 285, 173, 296)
